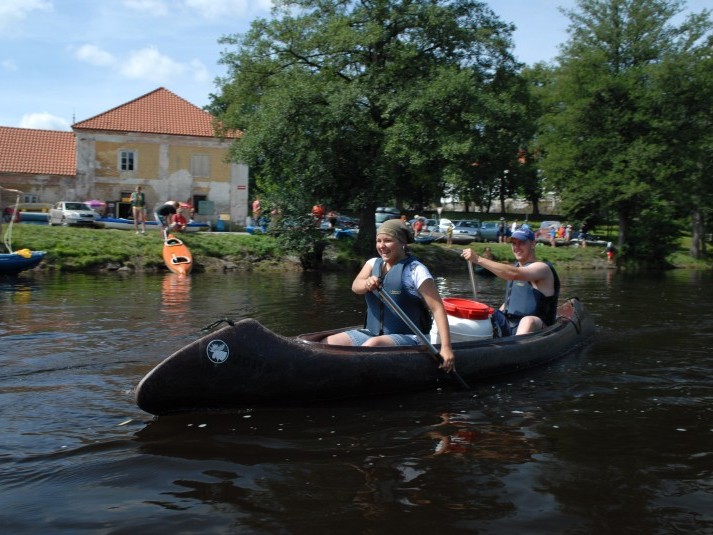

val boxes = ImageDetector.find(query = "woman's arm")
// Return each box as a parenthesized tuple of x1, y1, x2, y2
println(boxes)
(352, 260, 379, 295)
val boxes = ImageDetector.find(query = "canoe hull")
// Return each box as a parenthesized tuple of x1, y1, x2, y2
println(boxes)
(135, 298, 595, 415)
(0, 251, 46, 275)
(162, 234, 193, 275)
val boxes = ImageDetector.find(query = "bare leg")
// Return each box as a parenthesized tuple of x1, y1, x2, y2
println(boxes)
(322, 332, 354, 345)
(361, 335, 398, 347)
(515, 316, 543, 335)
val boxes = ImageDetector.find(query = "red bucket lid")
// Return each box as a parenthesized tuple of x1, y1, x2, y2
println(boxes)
(443, 297, 493, 320)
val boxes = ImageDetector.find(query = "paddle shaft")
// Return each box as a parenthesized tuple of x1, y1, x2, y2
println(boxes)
(467, 259, 478, 300)
(375, 288, 469, 389)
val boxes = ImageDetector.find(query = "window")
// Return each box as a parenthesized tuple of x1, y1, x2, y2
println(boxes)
(120, 150, 136, 171)
(190, 154, 210, 178)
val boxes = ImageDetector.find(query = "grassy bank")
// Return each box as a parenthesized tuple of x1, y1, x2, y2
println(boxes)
(7, 225, 284, 272)
(5, 224, 710, 273)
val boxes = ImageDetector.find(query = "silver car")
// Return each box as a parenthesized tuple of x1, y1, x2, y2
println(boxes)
(451, 220, 482, 242)
(49, 201, 99, 227)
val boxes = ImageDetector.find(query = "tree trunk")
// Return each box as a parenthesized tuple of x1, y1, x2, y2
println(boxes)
(690, 209, 705, 259)
(617, 211, 628, 252)
(355, 204, 377, 258)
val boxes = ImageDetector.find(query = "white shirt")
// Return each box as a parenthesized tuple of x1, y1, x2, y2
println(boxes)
(366, 257, 432, 297)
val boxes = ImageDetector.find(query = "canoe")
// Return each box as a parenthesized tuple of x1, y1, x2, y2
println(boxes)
(162, 234, 193, 275)
(95, 217, 210, 233)
(0, 250, 46, 275)
(135, 297, 595, 415)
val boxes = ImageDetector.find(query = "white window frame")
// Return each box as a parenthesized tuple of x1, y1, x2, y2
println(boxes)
(119, 150, 136, 172)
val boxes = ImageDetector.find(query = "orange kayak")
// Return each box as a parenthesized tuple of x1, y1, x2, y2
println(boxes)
(162, 234, 192, 275)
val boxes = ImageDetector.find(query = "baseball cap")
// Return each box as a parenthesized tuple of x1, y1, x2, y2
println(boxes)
(510, 229, 535, 241)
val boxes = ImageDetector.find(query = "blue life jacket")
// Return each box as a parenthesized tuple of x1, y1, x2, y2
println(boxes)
(505, 262, 560, 325)
(491, 261, 559, 337)
(503, 261, 560, 327)
(364, 256, 432, 335)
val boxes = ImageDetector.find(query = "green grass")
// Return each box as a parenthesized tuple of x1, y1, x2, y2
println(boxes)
(5, 224, 711, 272)
(6, 225, 282, 272)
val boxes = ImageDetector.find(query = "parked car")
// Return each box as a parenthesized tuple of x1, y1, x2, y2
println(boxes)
(375, 206, 400, 225)
(479, 221, 501, 242)
(320, 215, 359, 230)
(49, 201, 99, 227)
(451, 219, 482, 242)
(437, 218, 454, 233)
(535, 220, 562, 240)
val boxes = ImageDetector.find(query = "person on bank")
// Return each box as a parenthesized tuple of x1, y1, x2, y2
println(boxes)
(154, 201, 183, 238)
(462, 228, 560, 337)
(129, 185, 146, 234)
(322, 219, 455, 372)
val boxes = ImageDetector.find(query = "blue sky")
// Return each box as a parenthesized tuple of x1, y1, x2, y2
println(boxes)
(1, 0, 708, 131)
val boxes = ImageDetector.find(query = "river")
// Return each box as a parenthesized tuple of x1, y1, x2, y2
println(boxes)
(1, 267, 711, 534)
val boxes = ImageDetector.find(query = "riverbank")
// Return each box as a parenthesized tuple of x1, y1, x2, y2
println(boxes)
(5, 224, 710, 274)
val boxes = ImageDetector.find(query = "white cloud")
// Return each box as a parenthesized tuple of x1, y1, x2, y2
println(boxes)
(123, 0, 170, 17)
(19, 112, 71, 131)
(0, 0, 52, 30)
(72, 43, 207, 84)
(74, 44, 116, 67)
(120, 46, 188, 82)
(2, 59, 18, 72)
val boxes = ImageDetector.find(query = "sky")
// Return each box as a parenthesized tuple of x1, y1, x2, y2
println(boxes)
(1, 0, 709, 132)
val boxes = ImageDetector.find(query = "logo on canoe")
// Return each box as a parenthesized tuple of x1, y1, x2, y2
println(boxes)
(206, 340, 229, 363)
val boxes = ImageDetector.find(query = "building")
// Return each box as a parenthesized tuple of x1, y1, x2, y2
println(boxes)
(0, 87, 248, 225)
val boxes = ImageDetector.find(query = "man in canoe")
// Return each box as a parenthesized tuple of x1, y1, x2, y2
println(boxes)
(462, 228, 560, 337)
(322, 219, 455, 372)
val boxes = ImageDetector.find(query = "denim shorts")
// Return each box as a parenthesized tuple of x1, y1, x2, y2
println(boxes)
(345, 328, 420, 346)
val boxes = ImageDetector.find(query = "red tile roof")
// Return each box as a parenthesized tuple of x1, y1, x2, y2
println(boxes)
(0, 126, 76, 176)
(73, 87, 240, 138)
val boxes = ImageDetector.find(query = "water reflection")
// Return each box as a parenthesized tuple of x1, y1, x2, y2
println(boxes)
(1, 268, 712, 533)
(160, 273, 192, 321)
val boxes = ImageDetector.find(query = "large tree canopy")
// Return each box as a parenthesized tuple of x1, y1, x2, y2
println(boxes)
(537, 0, 712, 264)
(209, 0, 520, 254)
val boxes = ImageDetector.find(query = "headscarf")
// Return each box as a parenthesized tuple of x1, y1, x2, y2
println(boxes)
(377, 219, 414, 244)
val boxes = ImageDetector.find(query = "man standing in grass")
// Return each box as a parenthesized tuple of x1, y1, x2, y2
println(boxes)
(130, 185, 146, 234)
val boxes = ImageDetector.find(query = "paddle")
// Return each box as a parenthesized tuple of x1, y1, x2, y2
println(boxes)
(467, 259, 478, 300)
(374, 287, 470, 389)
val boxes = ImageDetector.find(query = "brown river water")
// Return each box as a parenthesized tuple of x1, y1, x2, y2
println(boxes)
(0, 266, 711, 534)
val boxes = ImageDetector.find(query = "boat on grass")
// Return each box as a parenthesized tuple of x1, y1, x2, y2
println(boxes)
(135, 297, 594, 415)
(96, 217, 210, 233)
(162, 234, 193, 275)
(0, 249, 46, 275)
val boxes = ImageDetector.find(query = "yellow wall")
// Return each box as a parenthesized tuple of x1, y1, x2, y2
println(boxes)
(94, 141, 231, 182)
(169, 146, 232, 182)
(95, 141, 160, 178)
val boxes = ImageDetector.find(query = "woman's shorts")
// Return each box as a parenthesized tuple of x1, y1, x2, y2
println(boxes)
(345, 328, 420, 346)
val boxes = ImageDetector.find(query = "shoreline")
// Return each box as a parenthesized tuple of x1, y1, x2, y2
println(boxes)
(5, 224, 707, 274)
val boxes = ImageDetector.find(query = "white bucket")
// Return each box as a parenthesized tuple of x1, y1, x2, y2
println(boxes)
(430, 297, 494, 343)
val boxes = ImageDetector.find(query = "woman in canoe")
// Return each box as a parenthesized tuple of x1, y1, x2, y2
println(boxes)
(322, 219, 455, 372)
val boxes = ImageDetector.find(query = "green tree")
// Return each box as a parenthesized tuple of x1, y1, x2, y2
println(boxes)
(649, 19, 713, 259)
(538, 0, 711, 264)
(210, 0, 518, 257)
